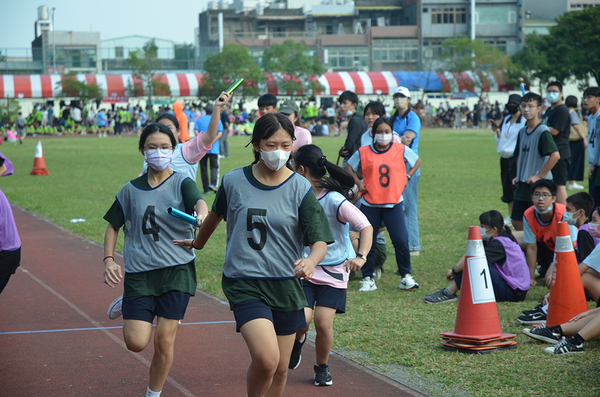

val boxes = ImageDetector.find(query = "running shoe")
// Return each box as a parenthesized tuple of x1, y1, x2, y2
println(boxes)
(314, 364, 333, 386)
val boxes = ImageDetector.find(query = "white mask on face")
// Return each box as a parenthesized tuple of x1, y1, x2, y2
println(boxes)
(260, 149, 290, 171)
(375, 134, 392, 146)
(394, 97, 409, 110)
(144, 149, 172, 171)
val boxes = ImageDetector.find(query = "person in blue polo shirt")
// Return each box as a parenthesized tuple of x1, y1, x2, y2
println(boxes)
(390, 86, 422, 256)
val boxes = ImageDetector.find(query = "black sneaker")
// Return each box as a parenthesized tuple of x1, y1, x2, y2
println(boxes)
(517, 310, 546, 325)
(522, 302, 544, 316)
(423, 288, 458, 304)
(314, 364, 333, 386)
(522, 325, 562, 344)
(544, 337, 584, 355)
(288, 336, 305, 369)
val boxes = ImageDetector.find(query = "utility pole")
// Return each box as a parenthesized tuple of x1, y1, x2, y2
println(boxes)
(52, 7, 56, 73)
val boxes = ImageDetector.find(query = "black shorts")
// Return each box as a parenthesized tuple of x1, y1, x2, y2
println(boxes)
(552, 158, 570, 186)
(511, 199, 533, 222)
(232, 299, 306, 335)
(500, 156, 517, 203)
(302, 280, 346, 313)
(0, 247, 21, 279)
(122, 290, 190, 323)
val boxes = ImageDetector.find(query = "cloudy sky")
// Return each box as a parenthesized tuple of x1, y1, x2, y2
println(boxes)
(0, 0, 213, 50)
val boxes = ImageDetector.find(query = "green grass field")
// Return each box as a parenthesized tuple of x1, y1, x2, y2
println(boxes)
(2, 131, 599, 396)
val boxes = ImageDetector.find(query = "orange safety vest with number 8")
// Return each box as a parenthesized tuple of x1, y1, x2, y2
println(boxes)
(358, 143, 407, 206)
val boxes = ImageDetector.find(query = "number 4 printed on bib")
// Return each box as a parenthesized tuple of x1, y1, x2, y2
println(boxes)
(142, 205, 160, 242)
(467, 256, 496, 304)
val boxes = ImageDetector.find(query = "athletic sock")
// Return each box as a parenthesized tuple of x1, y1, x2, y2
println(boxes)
(146, 387, 161, 397)
(547, 325, 563, 335)
(541, 304, 549, 314)
(571, 333, 585, 345)
(443, 287, 454, 295)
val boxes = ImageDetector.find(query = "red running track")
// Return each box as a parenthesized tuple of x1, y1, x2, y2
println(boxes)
(0, 206, 427, 397)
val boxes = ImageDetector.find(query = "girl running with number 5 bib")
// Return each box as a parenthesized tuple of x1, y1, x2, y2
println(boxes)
(175, 113, 333, 397)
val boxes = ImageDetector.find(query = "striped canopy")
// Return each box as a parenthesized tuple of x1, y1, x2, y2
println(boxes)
(0, 71, 518, 100)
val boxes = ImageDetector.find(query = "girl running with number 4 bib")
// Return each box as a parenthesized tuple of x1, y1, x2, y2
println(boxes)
(174, 113, 333, 397)
(103, 123, 208, 397)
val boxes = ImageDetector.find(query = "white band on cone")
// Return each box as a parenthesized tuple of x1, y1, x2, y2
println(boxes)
(34, 141, 43, 158)
(554, 235, 573, 253)
(466, 239, 485, 257)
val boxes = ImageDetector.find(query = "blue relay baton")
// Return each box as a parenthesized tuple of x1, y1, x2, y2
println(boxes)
(167, 207, 198, 226)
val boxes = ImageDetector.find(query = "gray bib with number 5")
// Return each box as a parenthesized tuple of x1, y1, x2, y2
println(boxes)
(221, 167, 311, 279)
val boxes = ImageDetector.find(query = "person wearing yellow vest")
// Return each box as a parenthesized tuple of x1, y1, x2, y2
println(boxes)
(522, 179, 577, 286)
(345, 117, 421, 292)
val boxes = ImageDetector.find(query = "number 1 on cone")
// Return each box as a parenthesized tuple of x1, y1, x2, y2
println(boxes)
(467, 256, 496, 304)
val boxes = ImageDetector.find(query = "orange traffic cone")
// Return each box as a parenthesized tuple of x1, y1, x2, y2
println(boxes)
(30, 140, 50, 175)
(440, 226, 516, 353)
(546, 221, 589, 327)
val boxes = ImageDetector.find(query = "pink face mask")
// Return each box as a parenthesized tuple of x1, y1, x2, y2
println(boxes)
(589, 223, 600, 238)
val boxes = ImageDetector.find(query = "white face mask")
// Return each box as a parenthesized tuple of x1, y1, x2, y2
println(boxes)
(394, 98, 409, 110)
(260, 149, 290, 171)
(375, 134, 392, 146)
(145, 148, 173, 171)
(345, 110, 353, 117)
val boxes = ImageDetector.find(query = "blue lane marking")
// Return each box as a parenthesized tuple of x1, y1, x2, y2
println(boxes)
(0, 321, 235, 335)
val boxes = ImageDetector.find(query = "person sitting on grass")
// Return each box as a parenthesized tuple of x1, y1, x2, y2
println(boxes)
(522, 307, 600, 355)
(517, 192, 595, 325)
(424, 210, 529, 304)
(520, 180, 578, 288)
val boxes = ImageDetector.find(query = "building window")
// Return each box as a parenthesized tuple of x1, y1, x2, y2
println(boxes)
(570, 3, 598, 9)
(483, 40, 507, 53)
(115, 47, 123, 58)
(476, 6, 518, 24)
(324, 46, 369, 71)
(373, 39, 418, 63)
(431, 7, 467, 24)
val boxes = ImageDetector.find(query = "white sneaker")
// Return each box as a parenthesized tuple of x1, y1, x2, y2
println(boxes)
(568, 182, 584, 190)
(373, 266, 382, 280)
(399, 274, 419, 290)
(359, 277, 377, 292)
(107, 296, 123, 319)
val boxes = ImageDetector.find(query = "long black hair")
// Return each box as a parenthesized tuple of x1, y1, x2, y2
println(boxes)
(479, 210, 516, 243)
(293, 144, 356, 200)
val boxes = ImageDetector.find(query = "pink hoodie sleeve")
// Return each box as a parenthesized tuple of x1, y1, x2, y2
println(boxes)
(181, 134, 211, 164)
(337, 200, 371, 231)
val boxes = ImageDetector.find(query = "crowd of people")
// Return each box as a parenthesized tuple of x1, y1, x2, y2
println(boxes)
(3, 81, 600, 397)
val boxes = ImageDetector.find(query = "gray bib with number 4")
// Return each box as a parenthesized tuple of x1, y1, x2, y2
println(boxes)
(116, 172, 195, 273)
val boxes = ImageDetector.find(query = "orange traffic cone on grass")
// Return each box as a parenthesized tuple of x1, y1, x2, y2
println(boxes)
(545, 222, 588, 327)
(440, 226, 516, 353)
(30, 140, 49, 175)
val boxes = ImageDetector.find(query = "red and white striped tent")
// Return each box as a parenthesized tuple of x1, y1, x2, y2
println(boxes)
(0, 71, 517, 100)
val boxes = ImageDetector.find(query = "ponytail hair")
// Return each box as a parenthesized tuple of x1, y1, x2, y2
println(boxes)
(293, 144, 356, 200)
(479, 210, 517, 243)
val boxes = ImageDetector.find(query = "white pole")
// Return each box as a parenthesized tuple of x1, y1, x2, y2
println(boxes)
(218, 12, 224, 52)
(52, 7, 56, 73)
(470, 0, 475, 40)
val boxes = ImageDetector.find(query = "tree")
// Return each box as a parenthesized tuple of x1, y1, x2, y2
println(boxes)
(55, 72, 103, 107)
(262, 40, 324, 98)
(174, 43, 196, 70)
(546, 6, 600, 87)
(511, 34, 553, 93)
(199, 44, 263, 102)
(0, 98, 21, 125)
(127, 39, 170, 107)
(439, 35, 519, 98)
